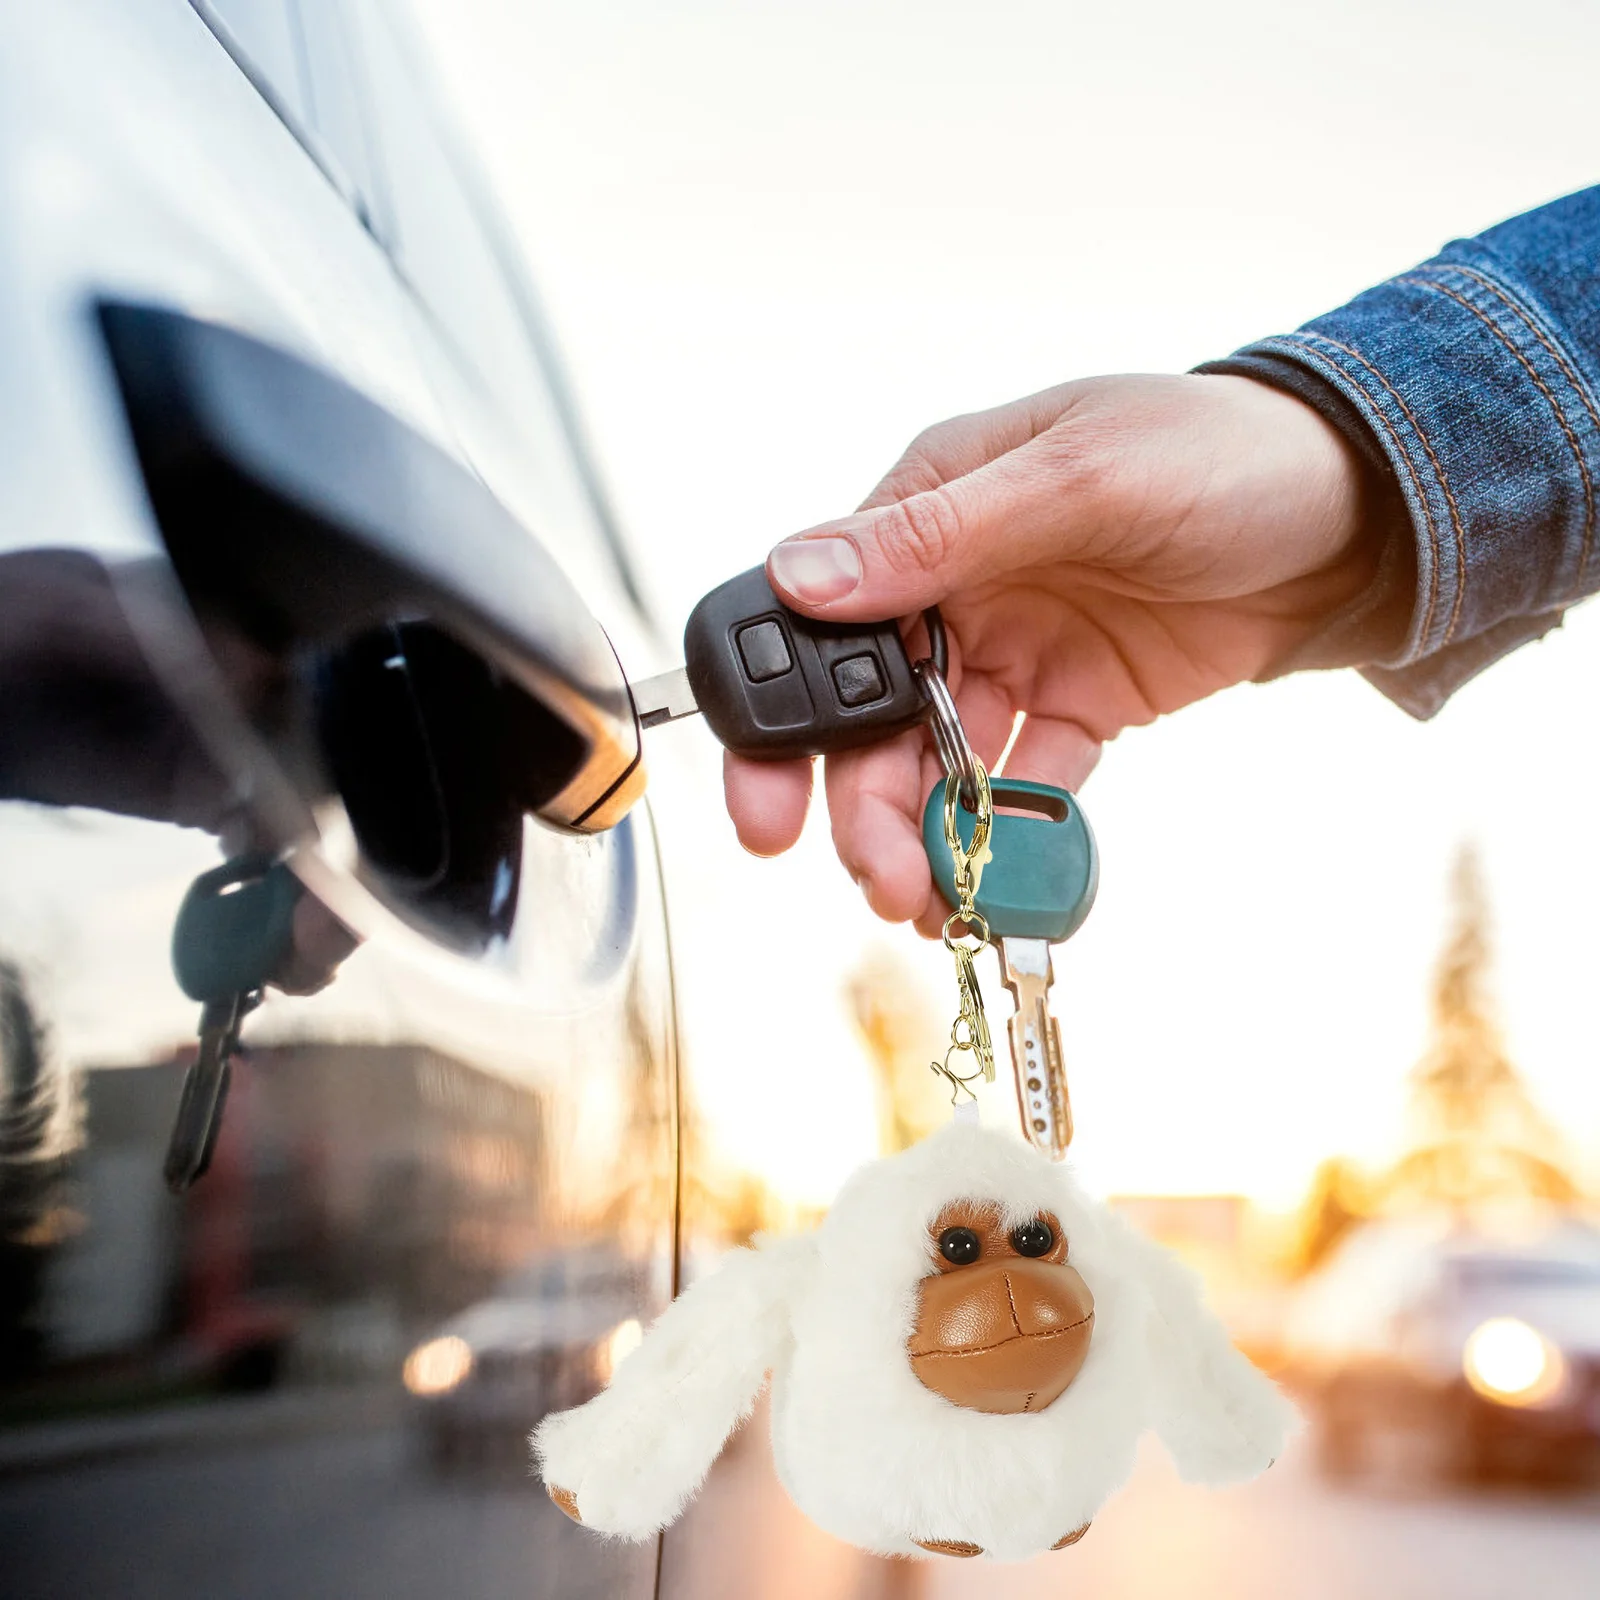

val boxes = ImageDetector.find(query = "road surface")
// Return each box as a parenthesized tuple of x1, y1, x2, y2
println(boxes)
(0, 1410, 1595, 1599)
(926, 1437, 1600, 1600)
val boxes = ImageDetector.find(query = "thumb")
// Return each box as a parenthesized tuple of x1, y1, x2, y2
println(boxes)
(766, 443, 1075, 621)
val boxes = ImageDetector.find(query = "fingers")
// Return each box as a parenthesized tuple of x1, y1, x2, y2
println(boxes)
(767, 424, 1099, 627)
(822, 733, 932, 924)
(273, 894, 360, 996)
(723, 752, 814, 855)
(856, 386, 1075, 511)
(998, 713, 1103, 794)
(770, 402, 1052, 619)
(829, 675, 1017, 930)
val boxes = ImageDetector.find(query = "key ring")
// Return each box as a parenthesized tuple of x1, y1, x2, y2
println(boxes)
(912, 607, 981, 812)
(931, 1043, 987, 1106)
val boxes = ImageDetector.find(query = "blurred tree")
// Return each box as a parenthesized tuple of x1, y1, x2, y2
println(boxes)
(845, 946, 949, 1155)
(1390, 845, 1578, 1209)
(1286, 845, 1582, 1275)
(1287, 1157, 1372, 1276)
(673, 1110, 800, 1251)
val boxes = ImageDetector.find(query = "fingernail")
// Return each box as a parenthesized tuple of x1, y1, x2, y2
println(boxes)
(769, 536, 861, 604)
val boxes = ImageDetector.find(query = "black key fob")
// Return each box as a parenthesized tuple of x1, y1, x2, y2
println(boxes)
(682, 567, 928, 760)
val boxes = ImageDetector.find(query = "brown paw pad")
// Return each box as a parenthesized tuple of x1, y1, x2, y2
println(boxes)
(548, 1485, 582, 1523)
(1052, 1522, 1091, 1550)
(913, 1538, 983, 1558)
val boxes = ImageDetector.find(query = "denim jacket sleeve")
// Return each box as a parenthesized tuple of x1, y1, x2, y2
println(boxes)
(1202, 184, 1600, 719)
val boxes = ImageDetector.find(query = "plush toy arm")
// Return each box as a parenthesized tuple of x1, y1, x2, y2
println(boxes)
(533, 1234, 814, 1540)
(1104, 1209, 1298, 1484)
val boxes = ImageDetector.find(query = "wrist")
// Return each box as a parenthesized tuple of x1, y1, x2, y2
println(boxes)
(1197, 363, 1416, 670)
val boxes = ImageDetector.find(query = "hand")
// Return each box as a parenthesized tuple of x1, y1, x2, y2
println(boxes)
(723, 374, 1378, 932)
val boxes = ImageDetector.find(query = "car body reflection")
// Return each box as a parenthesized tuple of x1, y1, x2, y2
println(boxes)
(0, 790, 675, 1600)
(407, 1243, 653, 1473)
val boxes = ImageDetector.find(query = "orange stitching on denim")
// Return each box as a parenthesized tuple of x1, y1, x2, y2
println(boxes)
(1436, 262, 1600, 588)
(1447, 263, 1600, 430)
(1261, 337, 1443, 647)
(1306, 332, 1470, 644)
(1399, 274, 1595, 605)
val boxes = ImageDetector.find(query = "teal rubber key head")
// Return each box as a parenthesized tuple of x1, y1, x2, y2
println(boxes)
(922, 779, 1097, 943)
(171, 854, 302, 1002)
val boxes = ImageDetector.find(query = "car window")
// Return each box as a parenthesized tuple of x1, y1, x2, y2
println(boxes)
(1446, 1255, 1600, 1292)
(344, 1, 648, 621)
(347, 4, 553, 434)
(502, 1262, 567, 1300)
(292, 0, 384, 225)
(190, 0, 381, 224)
(190, 0, 313, 126)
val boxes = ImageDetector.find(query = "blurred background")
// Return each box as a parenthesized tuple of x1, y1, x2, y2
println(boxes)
(2, 2, 1599, 1597)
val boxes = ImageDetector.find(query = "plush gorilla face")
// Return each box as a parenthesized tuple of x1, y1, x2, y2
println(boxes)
(910, 1201, 1096, 1414)
(770, 1121, 1149, 1562)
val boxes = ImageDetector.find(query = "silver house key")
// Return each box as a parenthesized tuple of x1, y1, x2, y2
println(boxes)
(998, 938, 1071, 1159)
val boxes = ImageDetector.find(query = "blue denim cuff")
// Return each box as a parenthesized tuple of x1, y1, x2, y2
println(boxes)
(1223, 232, 1600, 718)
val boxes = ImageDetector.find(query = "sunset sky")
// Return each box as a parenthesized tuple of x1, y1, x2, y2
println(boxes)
(413, 0, 1600, 1208)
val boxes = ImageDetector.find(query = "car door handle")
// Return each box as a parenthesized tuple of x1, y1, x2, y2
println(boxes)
(97, 301, 643, 833)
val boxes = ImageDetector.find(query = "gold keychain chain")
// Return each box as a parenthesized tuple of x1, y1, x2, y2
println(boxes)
(910, 621, 998, 1110)
(931, 758, 996, 1104)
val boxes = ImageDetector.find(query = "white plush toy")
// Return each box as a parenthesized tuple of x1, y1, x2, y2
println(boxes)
(535, 1121, 1296, 1563)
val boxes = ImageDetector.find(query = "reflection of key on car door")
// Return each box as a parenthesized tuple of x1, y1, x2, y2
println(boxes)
(163, 856, 300, 1191)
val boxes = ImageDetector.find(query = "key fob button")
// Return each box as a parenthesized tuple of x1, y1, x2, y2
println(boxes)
(682, 566, 925, 758)
(831, 652, 886, 707)
(736, 619, 793, 683)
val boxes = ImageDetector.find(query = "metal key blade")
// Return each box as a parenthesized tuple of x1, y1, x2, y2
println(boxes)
(163, 995, 244, 1193)
(630, 666, 697, 730)
(999, 937, 1072, 1159)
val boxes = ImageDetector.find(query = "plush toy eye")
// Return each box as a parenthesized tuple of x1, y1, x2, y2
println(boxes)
(938, 1226, 982, 1265)
(1010, 1219, 1055, 1257)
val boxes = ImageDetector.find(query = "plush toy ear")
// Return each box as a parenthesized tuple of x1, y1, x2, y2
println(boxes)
(533, 1233, 815, 1540)
(1102, 1209, 1298, 1484)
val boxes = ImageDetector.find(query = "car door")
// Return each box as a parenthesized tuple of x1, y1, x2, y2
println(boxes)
(0, 6, 674, 1599)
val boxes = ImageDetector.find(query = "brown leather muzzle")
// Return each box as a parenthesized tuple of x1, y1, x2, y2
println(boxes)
(908, 1257, 1094, 1414)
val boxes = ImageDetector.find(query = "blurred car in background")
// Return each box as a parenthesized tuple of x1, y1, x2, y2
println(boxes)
(1284, 1217, 1600, 1483)
(406, 1242, 645, 1472)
